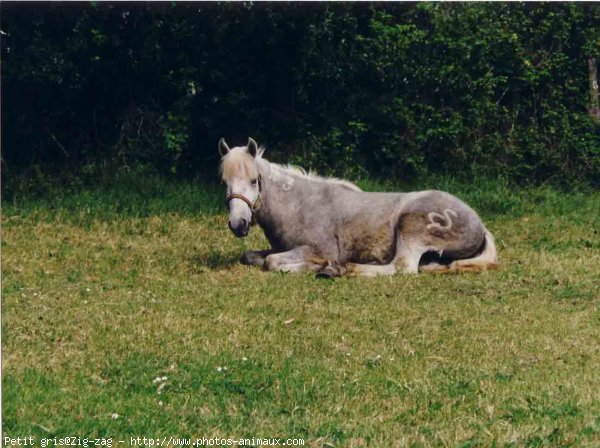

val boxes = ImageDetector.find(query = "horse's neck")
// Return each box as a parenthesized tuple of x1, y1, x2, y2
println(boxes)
(257, 159, 303, 209)
(254, 160, 304, 248)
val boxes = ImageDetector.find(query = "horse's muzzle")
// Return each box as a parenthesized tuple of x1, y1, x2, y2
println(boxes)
(228, 219, 249, 238)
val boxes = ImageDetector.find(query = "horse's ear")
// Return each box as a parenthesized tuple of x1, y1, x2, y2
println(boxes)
(247, 137, 258, 158)
(218, 138, 230, 157)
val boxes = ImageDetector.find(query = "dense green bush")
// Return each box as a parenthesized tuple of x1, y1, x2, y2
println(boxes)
(2, 2, 598, 192)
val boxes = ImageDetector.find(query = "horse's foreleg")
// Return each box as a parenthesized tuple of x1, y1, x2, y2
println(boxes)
(264, 246, 328, 273)
(240, 249, 276, 267)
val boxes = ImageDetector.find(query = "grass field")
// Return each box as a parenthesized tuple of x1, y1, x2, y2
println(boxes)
(2, 176, 599, 447)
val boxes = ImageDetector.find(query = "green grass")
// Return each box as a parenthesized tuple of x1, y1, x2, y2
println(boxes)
(2, 176, 599, 447)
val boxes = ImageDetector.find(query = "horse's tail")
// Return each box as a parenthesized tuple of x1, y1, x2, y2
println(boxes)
(420, 228, 498, 273)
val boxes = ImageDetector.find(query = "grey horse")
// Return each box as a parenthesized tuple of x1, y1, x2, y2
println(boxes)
(219, 138, 497, 277)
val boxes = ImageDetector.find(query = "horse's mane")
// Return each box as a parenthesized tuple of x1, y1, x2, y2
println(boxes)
(221, 145, 361, 192)
(269, 162, 362, 192)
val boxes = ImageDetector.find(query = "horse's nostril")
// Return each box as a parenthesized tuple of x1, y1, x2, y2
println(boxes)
(228, 219, 249, 237)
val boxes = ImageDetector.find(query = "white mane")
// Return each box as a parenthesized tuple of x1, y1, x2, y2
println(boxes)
(221, 145, 361, 192)
(267, 162, 361, 192)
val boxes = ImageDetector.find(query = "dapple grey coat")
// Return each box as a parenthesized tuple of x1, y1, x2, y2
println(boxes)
(220, 138, 497, 277)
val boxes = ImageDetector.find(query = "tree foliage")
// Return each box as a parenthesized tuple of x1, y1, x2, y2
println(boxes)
(2, 2, 599, 189)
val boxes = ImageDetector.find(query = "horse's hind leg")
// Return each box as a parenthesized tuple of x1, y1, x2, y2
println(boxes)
(264, 246, 328, 273)
(345, 262, 396, 277)
(345, 210, 438, 277)
(393, 241, 428, 274)
(445, 229, 497, 272)
(345, 240, 425, 277)
(240, 249, 275, 267)
(418, 230, 497, 273)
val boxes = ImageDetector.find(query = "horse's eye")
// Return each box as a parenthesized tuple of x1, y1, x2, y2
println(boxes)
(251, 179, 258, 186)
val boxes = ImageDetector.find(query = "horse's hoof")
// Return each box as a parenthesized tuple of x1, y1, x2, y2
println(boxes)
(316, 266, 338, 279)
(345, 263, 358, 276)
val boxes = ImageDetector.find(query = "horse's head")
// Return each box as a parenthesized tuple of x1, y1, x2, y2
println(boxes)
(219, 137, 262, 238)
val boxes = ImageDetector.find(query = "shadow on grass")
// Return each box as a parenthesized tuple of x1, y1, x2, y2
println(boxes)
(189, 252, 241, 270)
